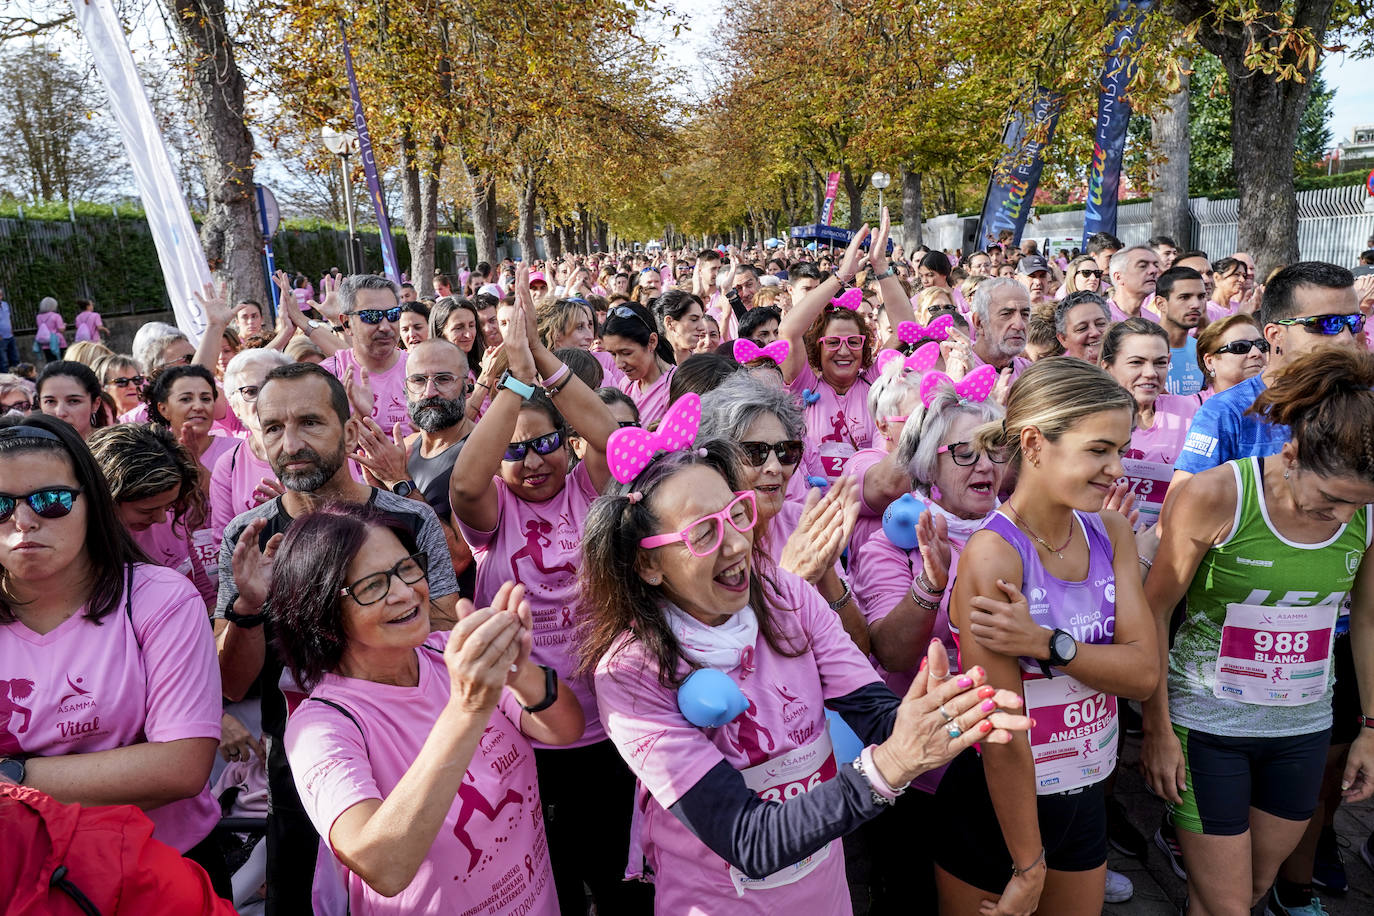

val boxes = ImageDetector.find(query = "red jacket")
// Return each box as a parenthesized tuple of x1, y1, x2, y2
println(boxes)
(0, 784, 238, 915)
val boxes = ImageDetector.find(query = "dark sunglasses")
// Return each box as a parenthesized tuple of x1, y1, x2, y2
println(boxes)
(1076, 268, 1103, 278)
(503, 429, 564, 462)
(0, 486, 82, 523)
(2, 400, 32, 413)
(1212, 338, 1269, 356)
(1275, 313, 1365, 336)
(107, 375, 146, 388)
(740, 439, 804, 467)
(609, 305, 656, 335)
(348, 306, 403, 324)
(617, 420, 641, 428)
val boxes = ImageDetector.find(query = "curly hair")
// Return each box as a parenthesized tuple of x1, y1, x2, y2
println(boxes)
(143, 364, 218, 427)
(802, 304, 875, 372)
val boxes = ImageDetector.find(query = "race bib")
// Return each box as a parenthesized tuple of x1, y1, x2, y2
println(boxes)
(1213, 603, 1335, 706)
(817, 443, 854, 479)
(1117, 458, 1172, 528)
(1024, 676, 1118, 794)
(728, 726, 837, 895)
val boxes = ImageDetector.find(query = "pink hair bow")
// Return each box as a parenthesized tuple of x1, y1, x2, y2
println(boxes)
(829, 288, 862, 311)
(896, 314, 954, 344)
(732, 338, 790, 365)
(875, 341, 941, 377)
(919, 365, 998, 408)
(607, 393, 702, 483)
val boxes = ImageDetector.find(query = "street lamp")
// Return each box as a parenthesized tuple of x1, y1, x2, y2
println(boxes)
(321, 126, 361, 274)
(871, 171, 891, 215)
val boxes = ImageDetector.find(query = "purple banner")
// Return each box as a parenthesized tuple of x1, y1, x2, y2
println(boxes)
(339, 20, 400, 282)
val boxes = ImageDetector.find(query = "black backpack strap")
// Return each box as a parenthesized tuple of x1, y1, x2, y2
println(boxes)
(124, 564, 142, 652)
(308, 697, 367, 753)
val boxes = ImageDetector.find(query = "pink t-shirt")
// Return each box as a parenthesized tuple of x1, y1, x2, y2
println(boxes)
(968, 350, 1031, 383)
(132, 434, 237, 607)
(74, 311, 102, 342)
(618, 365, 677, 427)
(0, 563, 222, 852)
(595, 571, 881, 915)
(789, 363, 878, 484)
(591, 348, 626, 389)
(35, 312, 66, 349)
(1108, 296, 1160, 324)
(209, 437, 277, 545)
(1121, 393, 1201, 529)
(285, 634, 557, 916)
(322, 349, 412, 434)
(840, 447, 888, 582)
(456, 462, 603, 747)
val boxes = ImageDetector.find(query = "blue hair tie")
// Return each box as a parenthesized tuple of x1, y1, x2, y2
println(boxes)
(801, 389, 821, 406)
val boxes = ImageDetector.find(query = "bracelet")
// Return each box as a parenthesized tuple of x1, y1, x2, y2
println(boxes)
(475, 381, 490, 390)
(871, 266, 896, 281)
(522, 665, 559, 713)
(861, 744, 908, 799)
(1011, 847, 1046, 877)
(1137, 555, 1153, 572)
(827, 580, 852, 612)
(851, 747, 901, 807)
(909, 586, 940, 612)
(1359, 714, 1374, 729)
(834, 272, 856, 286)
(915, 570, 944, 596)
(542, 362, 571, 390)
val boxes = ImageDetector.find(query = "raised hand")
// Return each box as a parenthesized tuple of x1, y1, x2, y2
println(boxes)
(317, 274, 344, 321)
(779, 475, 861, 584)
(869, 208, 891, 274)
(192, 280, 234, 328)
(354, 418, 410, 488)
(444, 582, 527, 713)
(231, 519, 284, 608)
(344, 365, 375, 419)
(915, 510, 952, 592)
(836, 224, 872, 283)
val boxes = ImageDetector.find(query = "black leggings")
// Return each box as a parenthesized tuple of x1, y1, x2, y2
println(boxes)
(534, 740, 654, 915)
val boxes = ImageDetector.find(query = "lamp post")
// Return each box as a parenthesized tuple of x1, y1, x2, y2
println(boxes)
(871, 170, 891, 216)
(322, 126, 361, 274)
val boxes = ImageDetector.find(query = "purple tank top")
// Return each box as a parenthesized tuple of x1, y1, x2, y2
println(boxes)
(982, 511, 1118, 676)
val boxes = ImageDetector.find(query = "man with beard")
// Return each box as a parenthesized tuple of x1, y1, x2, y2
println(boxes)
(318, 274, 412, 433)
(1155, 266, 1208, 395)
(213, 362, 459, 914)
(968, 277, 1032, 379)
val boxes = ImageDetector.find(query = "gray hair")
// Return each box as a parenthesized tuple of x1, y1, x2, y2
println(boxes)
(338, 274, 400, 314)
(38, 296, 59, 314)
(1108, 245, 1155, 280)
(895, 383, 1005, 488)
(131, 321, 188, 372)
(1053, 291, 1111, 336)
(698, 373, 805, 443)
(0, 372, 35, 399)
(868, 357, 923, 423)
(970, 277, 1026, 322)
(224, 347, 292, 393)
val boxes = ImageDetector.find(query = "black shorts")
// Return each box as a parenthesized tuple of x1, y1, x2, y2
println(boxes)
(932, 749, 1108, 893)
(1331, 634, 1360, 745)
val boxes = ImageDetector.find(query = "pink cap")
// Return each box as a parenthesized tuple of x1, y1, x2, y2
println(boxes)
(529, 271, 547, 286)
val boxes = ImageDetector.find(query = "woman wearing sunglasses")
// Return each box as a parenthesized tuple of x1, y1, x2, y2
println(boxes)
(578, 431, 1030, 916)
(1196, 314, 1268, 397)
(451, 292, 650, 914)
(94, 353, 146, 416)
(777, 210, 917, 486)
(1061, 255, 1104, 298)
(0, 373, 34, 416)
(601, 299, 680, 426)
(267, 506, 580, 915)
(0, 415, 227, 891)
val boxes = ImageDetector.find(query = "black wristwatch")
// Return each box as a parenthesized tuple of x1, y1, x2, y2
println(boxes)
(0, 756, 26, 785)
(1044, 628, 1078, 672)
(223, 597, 268, 629)
(522, 665, 559, 713)
(391, 480, 416, 498)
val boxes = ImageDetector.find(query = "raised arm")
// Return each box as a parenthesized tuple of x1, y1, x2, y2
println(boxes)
(866, 208, 915, 341)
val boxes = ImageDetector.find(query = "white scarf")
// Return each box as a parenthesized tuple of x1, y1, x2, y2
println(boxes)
(663, 603, 760, 672)
(918, 491, 999, 550)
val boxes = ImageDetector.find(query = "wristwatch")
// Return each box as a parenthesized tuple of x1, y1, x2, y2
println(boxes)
(522, 665, 559, 713)
(391, 480, 416, 498)
(498, 371, 536, 400)
(306, 319, 330, 332)
(0, 757, 27, 785)
(1047, 628, 1078, 668)
(223, 597, 267, 629)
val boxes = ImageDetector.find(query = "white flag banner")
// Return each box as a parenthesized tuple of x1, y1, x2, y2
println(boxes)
(72, 0, 211, 342)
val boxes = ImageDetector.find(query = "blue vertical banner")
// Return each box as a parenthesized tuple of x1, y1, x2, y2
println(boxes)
(339, 20, 401, 283)
(1081, 0, 1155, 247)
(976, 89, 1065, 250)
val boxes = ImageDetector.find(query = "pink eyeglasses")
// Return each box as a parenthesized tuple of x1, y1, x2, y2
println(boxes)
(639, 490, 758, 557)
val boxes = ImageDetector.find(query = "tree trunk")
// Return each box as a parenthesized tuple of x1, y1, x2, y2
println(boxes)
(812, 171, 825, 223)
(544, 208, 562, 261)
(841, 166, 866, 231)
(559, 221, 576, 256)
(164, 0, 263, 308)
(1150, 63, 1192, 248)
(595, 219, 608, 253)
(398, 130, 442, 296)
(459, 149, 498, 267)
(901, 168, 924, 250)
(516, 170, 538, 262)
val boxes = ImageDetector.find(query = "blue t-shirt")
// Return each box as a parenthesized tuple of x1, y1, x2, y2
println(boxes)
(1175, 374, 1288, 474)
(1167, 337, 1205, 396)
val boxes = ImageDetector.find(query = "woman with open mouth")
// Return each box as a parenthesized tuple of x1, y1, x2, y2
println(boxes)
(578, 423, 1030, 916)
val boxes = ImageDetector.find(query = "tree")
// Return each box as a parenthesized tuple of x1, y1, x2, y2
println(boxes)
(1150, 63, 1192, 245)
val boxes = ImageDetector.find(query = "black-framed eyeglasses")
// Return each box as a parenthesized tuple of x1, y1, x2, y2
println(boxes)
(503, 429, 564, 462)
(405, 372, 462, 394)
(1275, 313, 1365, 336)
(740, 439, 804, 467)
(1212, 338, 1269, 356)
(617, 420, 641, 428)
(348, 306, 403, 325)
(233, 384, 260, 402)
(338, 551, 429, 606)
(609, 305, 655, 335)
(2, 400, 33, 414)
(108, 375, 146, 388)
(0, 486, 82, 523)
(937, 441, 1008, 466)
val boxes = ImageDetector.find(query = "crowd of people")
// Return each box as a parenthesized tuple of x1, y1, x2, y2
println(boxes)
(3, 218, 1374, 916)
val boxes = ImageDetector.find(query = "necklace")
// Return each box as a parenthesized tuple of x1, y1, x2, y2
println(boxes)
(1005, 502, 1073, 559)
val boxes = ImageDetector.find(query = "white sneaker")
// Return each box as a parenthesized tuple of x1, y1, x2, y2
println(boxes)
(1105, 868, 1134, 904)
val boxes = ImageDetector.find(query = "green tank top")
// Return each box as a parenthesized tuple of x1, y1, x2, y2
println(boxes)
(1168, 457, 1369, 738)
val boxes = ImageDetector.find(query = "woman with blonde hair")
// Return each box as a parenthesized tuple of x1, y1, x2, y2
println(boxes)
(63, 340, 113, 368)
(1061, 255, 1105, 298)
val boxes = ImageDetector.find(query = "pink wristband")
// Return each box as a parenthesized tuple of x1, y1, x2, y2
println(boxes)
(542, 363, 571, 389)
(860, 745, 901, 800)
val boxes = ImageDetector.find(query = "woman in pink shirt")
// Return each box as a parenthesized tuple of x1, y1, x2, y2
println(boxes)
(268, 506, 582, 915)
(34, 297, 66, 362)
(93, 353, 146, 416)
(578, 433, 1029, 915)
(451, 292, 653, 914)
(538, 296, 625, 388)
(210, 349, 290, 543)
(603, 300, 679, 426)
(73, 299, 108, 342)
(0, 415, 226, 892)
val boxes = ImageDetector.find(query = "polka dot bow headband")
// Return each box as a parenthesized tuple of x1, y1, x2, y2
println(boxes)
(607, 393, 703, 484)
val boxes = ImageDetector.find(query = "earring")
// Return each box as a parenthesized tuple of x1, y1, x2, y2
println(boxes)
(1284, 466, 1293, 480)
(649, 577, 660, 585)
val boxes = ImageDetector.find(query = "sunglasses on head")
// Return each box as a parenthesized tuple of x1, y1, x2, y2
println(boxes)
(1212, 338, 1269, 356)
(1275, 313, 1365, 336)
(0, 486, 82, 523)
(108, 375, 146, 388)
(609, 305, 655, 335)
(740, 439, 804, 467)
(349, 306, 403, 324)
(819, 334, 865, 352)
(503, 429, 564, 462)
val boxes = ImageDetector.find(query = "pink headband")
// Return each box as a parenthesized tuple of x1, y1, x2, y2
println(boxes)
(919, 365, 998, 408)
(607, 393, 702, 483)
(875, 341, 941, 377)
(896, 314, 954, 344)
(732, 338, 790, 365)
(829, 288, 862, 311)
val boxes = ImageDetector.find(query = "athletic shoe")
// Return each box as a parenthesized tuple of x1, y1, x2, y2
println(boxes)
(1360, 829, 1374, 873)
(1104, 868, 1134, 904)
(1265, 890, 1329, 915)
(1107, 797, 1148, 859)
(1311, 825, 1347, 893)
(1154, 823, 1187, 881)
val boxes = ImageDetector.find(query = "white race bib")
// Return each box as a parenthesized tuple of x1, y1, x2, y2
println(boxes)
(1024, 676, 1118, 794)
(1213, 603, 1336, 706)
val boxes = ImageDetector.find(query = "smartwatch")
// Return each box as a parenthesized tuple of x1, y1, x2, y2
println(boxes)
(1047, 628, 1078, 668)
(498, 371, 536, 400)
(0, 757, 27, 785)
(522, 665, 559, 713)
(391, 480, 416, 498)
(223, 597, 268, 629)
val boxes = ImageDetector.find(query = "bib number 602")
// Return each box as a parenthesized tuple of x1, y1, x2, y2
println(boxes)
(1062, 693, 1110, 729)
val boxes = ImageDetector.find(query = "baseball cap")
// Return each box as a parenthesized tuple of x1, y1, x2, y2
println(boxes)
(1017, 255, 1050, 276)
(529, 271, 547, 287)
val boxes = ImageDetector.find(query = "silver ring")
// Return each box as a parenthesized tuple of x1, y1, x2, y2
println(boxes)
(938, 704, 954, 722)
(947, 723, 962, 739)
